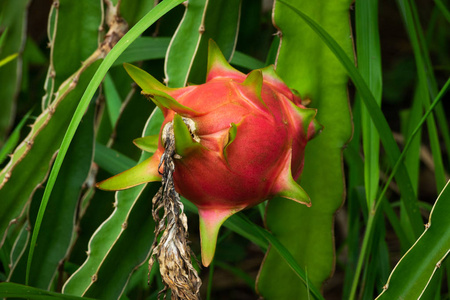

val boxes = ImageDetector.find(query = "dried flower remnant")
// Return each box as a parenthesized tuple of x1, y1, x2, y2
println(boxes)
(148, 122, 201, 300)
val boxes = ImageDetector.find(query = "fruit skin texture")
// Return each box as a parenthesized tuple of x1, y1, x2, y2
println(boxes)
(97, 40, 322, 266)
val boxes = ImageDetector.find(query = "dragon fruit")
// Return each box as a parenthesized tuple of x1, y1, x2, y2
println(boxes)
(97, 40, 322, 266)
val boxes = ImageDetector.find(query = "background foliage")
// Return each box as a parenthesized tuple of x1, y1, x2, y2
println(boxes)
(0, 0, 449, 299)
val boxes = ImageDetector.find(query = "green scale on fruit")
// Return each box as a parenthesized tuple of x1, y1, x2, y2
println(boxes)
(97, 40, 322, 267)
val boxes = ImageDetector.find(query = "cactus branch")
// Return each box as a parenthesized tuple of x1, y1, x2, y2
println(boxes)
(0, 0, 128, 190)
(41, 0, 59, 110)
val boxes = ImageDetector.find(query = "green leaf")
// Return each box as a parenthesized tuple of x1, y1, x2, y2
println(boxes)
(113, 35, 263, 71)
(62, 107, 161, 297)
(51, 0, 101, 89)
(346, 1, 383, 297)
(26, 103, 96, 289)
(434, 0, 450, 22)
(376, 181, 450, 299)
(103, 73, 122, 128)
(25, 0, 185, 285)
(352, 79, 450, 299)
(0, 109, 32, 165)
(0, 53, 17, 67)
(396, 0, 447, 193)
(239, 212, 324, 300)
(0, 282, 96, 300)
(112, 37, 170, 66)
(257, 1, 353, 299)
(230, 51, 266, 70)
(0, 62, 100, 248)
(95, 142, 138, 175)
(278, 0, 423, 235)
(165, 0, 241, 87)
(42, 0, 102, 108)
(123, 62, 174, 94)
(400, 89, 425, 244)
(119, 0, 156, 27)
(83, 184, 157, 299)
(0, 27, 8, 49)
(355, 0, 382, 209)
(7, 222, 30, 280)
(0, 0, 29, 143)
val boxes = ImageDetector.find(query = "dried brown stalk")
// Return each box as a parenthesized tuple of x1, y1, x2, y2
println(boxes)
(149, 122, 202, 300)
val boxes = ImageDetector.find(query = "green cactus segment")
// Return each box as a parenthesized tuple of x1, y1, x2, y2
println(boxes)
(223, 123, 238, 162)
(173, 114, 202, 157)
(96, 156, 161, 191)
(376, 181, 450, 300)
(133, 135, 159, 153)
(257, 0, 353, 298)
(206, 39, 243, 81)
(123, 63, 175, 94)
(241, 70, 268, 111)
(198, 207, 241, 267)
(142, 89, 199, 117)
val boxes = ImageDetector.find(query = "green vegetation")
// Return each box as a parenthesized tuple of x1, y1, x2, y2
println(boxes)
(0, 0, 448, 299)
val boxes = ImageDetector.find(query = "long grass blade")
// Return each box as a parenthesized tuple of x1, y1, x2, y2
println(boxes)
(434, 0, 450, 22)
(376, 78, 450, 211)
(351, 78, 450, 299)
(396, 0, 448, 191)
(355, 0, 382, 212)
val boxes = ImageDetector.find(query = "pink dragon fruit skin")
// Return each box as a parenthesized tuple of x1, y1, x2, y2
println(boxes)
(97, 40, 322, 266)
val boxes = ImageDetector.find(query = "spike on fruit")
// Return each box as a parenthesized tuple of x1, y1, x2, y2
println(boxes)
(260, 65, 293, 98)
(277, 177, 311, 206)
(142, 89, 199, 117)
(124, 63, 175, 94)
(296, 107, 317, 136)
(198, 207, 243, 266)
(240, 70, 268, 111)
(96, 154, 162, 190)
(309, 118, 324, 140)
(272, 150, 311, 206)
(206, 39, 244, 82)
